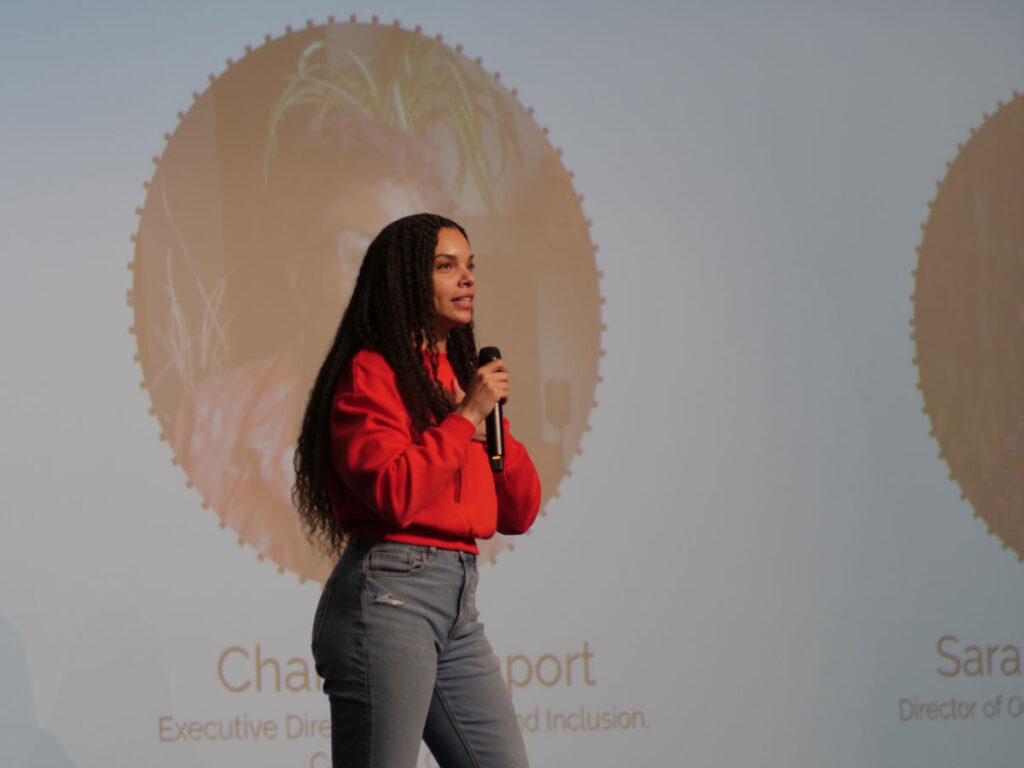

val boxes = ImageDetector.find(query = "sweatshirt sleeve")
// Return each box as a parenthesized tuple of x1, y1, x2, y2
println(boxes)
(329, 353, 477, 529)
(493, 418, 542, 535)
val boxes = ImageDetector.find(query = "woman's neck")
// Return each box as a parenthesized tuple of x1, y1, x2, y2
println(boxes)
(417, 330, 447, 353)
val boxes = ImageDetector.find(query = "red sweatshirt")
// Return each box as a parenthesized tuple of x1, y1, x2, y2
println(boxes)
(326, 349, 541, 552)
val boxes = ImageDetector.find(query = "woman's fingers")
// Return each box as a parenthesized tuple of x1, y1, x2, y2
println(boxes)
(452, 377, 466, 404)
(477, 361, 509, 402)
(455, 359, 511, 425)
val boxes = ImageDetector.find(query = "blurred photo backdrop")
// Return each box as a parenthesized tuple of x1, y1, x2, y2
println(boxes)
(2, 2, 1024, 766)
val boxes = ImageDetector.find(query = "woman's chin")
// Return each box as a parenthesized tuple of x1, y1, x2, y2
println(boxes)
(436, 315, 472, 336)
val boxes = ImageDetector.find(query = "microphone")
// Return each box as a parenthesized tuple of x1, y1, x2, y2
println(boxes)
(478, 346, 505, 473)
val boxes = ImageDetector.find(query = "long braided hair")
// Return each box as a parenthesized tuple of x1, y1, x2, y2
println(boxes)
(293, 213, 478, 556)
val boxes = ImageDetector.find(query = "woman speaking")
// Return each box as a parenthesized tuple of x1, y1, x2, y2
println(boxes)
(293, 213, 541, 767)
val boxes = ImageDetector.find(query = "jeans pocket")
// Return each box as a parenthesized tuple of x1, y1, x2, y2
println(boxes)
(366, 547, 425, 576)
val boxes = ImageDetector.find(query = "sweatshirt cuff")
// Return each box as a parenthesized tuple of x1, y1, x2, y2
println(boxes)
(443, 412, 477, 441)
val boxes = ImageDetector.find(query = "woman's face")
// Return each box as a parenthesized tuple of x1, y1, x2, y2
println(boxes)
(431, 226, 475, 336)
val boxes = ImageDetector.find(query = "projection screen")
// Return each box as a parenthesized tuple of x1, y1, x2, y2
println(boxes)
(2, 2, 1024, 767)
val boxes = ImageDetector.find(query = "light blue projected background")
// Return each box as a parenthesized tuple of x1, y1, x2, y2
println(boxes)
(2, 1, 1024, 767)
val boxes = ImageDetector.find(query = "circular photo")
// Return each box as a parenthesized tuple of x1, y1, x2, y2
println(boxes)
(913, 92, 1024, 560)
(132, 20, 603, 581)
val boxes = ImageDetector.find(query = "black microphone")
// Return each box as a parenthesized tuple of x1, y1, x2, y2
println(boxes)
(478, 346, 505, 472)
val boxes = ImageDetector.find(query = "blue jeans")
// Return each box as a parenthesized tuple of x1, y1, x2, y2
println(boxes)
(312, 537, 529, 768)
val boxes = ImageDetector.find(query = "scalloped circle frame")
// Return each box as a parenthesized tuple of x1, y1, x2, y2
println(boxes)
(913, 91, 1024, 561)
(130, 18, 604, 583)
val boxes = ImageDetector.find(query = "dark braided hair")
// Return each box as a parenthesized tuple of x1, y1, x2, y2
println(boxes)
(293, 213, 478, 556)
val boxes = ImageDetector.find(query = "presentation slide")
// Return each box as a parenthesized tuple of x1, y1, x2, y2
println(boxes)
(2, 2, 1023, 766)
